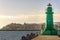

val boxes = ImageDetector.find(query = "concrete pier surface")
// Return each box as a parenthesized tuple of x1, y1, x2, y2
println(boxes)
(32, 35, 60, 40)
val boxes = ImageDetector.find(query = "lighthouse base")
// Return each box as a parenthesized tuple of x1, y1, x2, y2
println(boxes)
(41, 28, 57, 35)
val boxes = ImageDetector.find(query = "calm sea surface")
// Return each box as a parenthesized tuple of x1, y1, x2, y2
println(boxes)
(0, 31, 60, 40)
(0, 31, 40, 40)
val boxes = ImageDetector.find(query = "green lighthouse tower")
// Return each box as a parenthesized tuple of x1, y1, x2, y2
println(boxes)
(41, 3, 57, 35)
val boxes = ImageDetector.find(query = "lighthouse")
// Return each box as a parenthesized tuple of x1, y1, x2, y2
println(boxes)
(41, 3, 57, 35)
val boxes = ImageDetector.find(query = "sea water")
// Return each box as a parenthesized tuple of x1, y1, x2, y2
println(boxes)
(0, 31, 60, 40)
(0, 31, 40, 40)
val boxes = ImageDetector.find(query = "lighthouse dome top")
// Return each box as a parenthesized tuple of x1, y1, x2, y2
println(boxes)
(47, 3, 52, 6)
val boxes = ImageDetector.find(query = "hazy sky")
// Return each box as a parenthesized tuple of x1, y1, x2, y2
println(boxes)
(0, 0, 60, 28)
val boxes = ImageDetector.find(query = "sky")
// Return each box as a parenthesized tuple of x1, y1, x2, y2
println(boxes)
(0, 0, 60, 28)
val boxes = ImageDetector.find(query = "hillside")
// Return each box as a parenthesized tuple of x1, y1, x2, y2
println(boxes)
(0, 22, 60, 31)
(0, 23, 41, 31)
